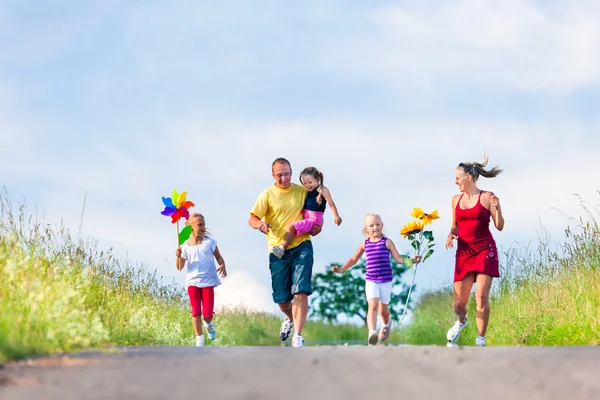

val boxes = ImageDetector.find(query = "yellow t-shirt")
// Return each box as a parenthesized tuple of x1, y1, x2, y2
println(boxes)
(250, 183, 310, 250)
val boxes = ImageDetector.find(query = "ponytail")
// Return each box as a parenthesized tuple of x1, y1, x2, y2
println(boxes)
(458, 153, 503, 181)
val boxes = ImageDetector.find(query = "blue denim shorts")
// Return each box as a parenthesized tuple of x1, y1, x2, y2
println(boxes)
(269, 240, 314, 304)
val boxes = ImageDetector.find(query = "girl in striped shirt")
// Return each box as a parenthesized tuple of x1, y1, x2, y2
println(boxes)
(332, 213, 420, 346)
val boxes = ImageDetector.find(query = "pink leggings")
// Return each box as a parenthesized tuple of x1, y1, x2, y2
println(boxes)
(187, 286, 215, 318)
(291, 210, 324, 236)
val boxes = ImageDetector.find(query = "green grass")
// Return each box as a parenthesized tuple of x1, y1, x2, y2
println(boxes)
(2, 192, 599, 361)
(0, 194, 367, 361)
(397, 198, 600, 346)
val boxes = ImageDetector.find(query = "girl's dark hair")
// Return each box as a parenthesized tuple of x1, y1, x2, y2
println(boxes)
(299, 166, 324, 204)
(458, 153, 503, 181)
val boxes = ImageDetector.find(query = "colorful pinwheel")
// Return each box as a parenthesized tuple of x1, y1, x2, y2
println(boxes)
(161, 189, 195, 247)
(161, 189, 195, 223)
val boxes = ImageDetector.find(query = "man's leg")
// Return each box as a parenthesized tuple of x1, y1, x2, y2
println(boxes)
(290, 241, 314, 339)
(269, 252, 295, 341)
(278, 300, 293, 321)
(292, 293, 308, 335)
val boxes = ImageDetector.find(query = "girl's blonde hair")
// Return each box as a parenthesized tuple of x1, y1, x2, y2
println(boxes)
(299, 166, 325, 205)
(362, 213, 385, 237)
(186, 212, 211, 237)
(458, 153, 503, 181)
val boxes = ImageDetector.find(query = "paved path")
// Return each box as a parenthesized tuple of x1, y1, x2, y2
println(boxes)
(1, 346, 599, 400)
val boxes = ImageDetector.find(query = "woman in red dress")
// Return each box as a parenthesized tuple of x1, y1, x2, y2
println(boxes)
(445, 155, 504, 347)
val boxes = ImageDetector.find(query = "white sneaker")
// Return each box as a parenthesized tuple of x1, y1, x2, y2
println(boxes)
(195, 335, 205, 347)
(291, 334, 304, 348)
(446, 317, 468, 344)
(279, 318, 294, 341)
(476, 336, 486, 347)
(205, 322, 216, 341)
(368, 330, 378, 346)
(272, 245, 285, 259)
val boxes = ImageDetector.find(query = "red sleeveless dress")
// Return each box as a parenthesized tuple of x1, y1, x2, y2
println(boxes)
(454, 192, 499, 282)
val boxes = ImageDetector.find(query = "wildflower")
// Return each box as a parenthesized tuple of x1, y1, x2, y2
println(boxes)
(410, 207, 425, 219)
(422, 210, 440, 225)
(400, 220, 424, 238)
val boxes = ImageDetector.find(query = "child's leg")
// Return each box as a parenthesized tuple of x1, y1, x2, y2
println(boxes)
(378, 282, 393, 326)
(367, 297, 380, 332)
(280, 224, 297, 249)
(187, 286, 203, 336)
(288, 210, 324, 242)
(377, 282, 393, 342)
(201, 286, 215, 324)
(379, 303, 390, 326)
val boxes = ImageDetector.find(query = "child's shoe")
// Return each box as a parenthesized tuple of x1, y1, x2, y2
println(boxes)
(368, 330, 378, 346)
(272, 245, 285, 259)
(195, 335, 205, 347)
(205, 321, 217, 341)
(379, 320, 393, 342)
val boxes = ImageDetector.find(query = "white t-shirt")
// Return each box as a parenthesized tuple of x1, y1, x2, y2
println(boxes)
(180, 237, 221, 289)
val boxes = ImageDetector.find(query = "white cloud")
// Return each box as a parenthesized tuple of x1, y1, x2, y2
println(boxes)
(318, 0, 600, 90)
(1, 1, 599, 313)
(214, 270, 278, 314)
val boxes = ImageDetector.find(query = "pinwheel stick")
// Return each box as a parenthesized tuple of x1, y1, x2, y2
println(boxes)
(176, 221, 181, 254)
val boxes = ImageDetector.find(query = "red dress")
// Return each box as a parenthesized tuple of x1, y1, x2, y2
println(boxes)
(454, 192, 499, 282)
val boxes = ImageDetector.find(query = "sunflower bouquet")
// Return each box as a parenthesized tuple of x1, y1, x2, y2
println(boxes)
(398, 207, 440, 323)
(399, 207, 440, 268)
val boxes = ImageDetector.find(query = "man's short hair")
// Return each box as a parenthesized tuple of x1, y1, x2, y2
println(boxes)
(272, 157, 291, 171)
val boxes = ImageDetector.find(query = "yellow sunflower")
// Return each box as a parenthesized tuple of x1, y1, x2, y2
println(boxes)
(422, 210, 440, 225)
(410, 207, 425, 219)
(400, 220, 424, 238)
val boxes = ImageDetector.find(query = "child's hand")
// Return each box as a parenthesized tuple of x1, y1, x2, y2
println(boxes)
(175, 248, 182, 257)
(412, 255, 422, 264)
(217, 266, 227, 278)
(331, 265, 342, 273)
(334, 216, 342, 226)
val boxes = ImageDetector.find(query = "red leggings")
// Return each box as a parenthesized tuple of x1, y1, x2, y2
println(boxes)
(187, 286, 215, 319)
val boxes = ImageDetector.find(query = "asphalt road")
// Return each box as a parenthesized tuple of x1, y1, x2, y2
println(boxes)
(1, 345, 599, 400)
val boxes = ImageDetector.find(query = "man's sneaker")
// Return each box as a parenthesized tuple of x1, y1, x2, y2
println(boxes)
(279, 317, 294, 341)
(291, 334, 304, 348)
(476, 336, 486, 347)
(205, 322, 217, 341)
(272, 245, 285, 259)
(379, 320, 393, 342)
(446, 317, 468, 344)
(368, 330, 379, 346)
(195, 335, 205, 347)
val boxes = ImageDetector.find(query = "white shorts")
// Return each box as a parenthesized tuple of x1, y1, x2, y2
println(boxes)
(365, 280, 393, 304)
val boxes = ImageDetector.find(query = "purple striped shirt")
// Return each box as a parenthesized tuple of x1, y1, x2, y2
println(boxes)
(364, 237, 393, 283)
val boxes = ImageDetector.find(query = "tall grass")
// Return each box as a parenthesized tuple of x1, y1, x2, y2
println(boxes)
(0, 194, 367, 361)
(2, 191, 599, 360)
(399, 194, 600, 346)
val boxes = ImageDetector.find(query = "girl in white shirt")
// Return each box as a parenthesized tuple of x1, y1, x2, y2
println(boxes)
(175, 213, 227, 347)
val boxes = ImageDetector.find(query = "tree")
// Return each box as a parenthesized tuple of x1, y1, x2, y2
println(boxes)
(309, 259, 414, 324)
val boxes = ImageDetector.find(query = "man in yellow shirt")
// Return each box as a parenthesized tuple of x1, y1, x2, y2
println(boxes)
(249, 157, 322, 348)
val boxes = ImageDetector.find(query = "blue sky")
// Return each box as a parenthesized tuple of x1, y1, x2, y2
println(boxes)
(1, 1, 600, 314)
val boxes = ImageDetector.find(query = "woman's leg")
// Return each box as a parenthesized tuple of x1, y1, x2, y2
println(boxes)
(453, 272, 476, 322)
(474, 274, 493, 337)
